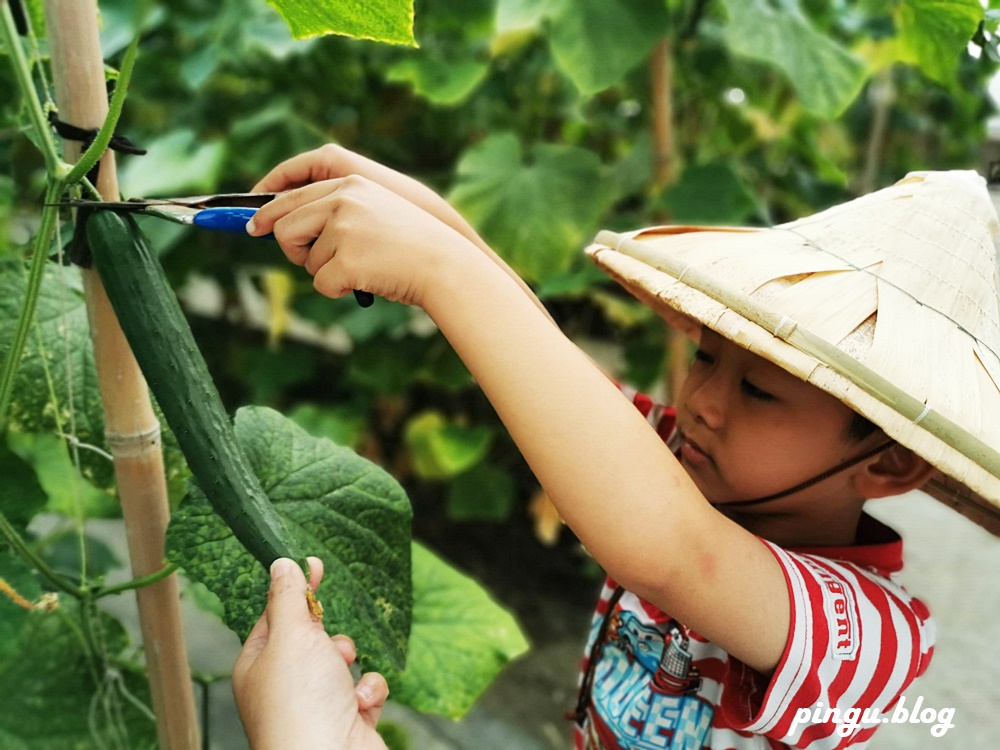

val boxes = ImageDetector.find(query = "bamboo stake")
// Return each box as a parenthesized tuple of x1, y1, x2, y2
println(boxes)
(43, 2, 200, 747)
(649, 38, 689, 404)
(650, 39, 674, 192)
(860, 69, 895, 195)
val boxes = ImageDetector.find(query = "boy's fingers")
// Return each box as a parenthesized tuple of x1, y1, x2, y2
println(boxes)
(303, 224, 341, 277)
(249, 179, 346, 237)
(251, 148, 337, 193)
(271, 203, 339, 267)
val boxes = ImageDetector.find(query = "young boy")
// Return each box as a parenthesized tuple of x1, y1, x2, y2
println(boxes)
(245, 147, 1000, 749)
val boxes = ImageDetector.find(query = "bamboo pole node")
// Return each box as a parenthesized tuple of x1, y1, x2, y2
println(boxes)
(105, 423, 162, 455)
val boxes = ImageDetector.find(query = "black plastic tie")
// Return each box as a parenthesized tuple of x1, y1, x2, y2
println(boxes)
(10, 0, 29, 36)
(48, 111, 148, 156)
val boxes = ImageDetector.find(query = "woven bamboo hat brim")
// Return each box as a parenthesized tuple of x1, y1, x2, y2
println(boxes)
(586, 171, 1000, 535)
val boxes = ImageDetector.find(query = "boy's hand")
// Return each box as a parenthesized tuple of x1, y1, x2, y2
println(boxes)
(232, 557, 389, 750)
(252, 145, 555, 321)
(248, 176, 477, 309)
(253, 144, 483, 248)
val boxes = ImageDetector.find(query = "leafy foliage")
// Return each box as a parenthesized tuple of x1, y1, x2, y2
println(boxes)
(721, 0, 868, 118)
(0, 259, 109, 488)
(449, 133, 611, 281)
(166, 406, 413, 673)
(0, 600, 157, 748)
(266, 0, 416, 44)
(0, 444, 47, 530)
(1, 0, 997, 741)
(165, 406, 528, 717)
(387, 542, 529, 718)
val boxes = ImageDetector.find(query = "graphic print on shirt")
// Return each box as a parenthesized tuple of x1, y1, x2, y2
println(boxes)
(585, 610, 714, 750)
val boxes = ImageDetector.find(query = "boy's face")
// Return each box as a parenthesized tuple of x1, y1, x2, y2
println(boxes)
(676, 328, 866, 507)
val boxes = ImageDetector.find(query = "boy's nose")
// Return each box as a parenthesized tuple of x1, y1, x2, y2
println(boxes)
(685, 377, 725, 430)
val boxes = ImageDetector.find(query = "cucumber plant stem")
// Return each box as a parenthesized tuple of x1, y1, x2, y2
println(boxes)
(95, 564, 180, 599)
(63, 34, 141, 186)
(0, 3, 64, 174)
(0, 510, 85, 599)
(0, 181, 62, 432)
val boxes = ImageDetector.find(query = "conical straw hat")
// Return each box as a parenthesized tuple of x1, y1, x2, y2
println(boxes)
(586, 171, 1000, 535)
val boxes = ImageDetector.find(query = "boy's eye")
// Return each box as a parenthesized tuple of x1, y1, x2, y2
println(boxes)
(741, 379, 775, 402)
(692, 348, 715, 365)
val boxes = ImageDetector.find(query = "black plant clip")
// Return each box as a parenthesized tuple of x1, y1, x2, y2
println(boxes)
(9, 0, 29, 36)
(61, 207, 96, 269)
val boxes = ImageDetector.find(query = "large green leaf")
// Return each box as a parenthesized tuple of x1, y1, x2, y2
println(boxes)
(448, 133, 610, 282)
(264, 0, 416, 44)
(0, 259, 109, 488)
(165, 405, 413, 674)
(494, 0, 556, 36)
(494, 0, 669, 94)
(0, 602, 156, 748)
(446, 462, 516, 522)
(6, 432, 118, 519)
(403, 410, 494, 480)
(546, 0, 672, 95)
(387, 543, 529, 718)
(895, 0, 983, 83)
(722, 0, 867, 117)
(660, 162, 759, 224)
(0, 259, 188, 503)
(287, 402, 368, 452)
(118, 129, 227, 198)
(386, 57, 490, 105)
(0, 442, 47, 529)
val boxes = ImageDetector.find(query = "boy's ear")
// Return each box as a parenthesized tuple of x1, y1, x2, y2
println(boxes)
(853, 444, 936, 499)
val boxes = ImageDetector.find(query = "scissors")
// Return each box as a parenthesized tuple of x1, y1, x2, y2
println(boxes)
(51, 193, 375, 308)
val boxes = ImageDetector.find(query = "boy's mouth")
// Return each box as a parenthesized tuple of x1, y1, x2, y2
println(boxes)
(678, 432, 713, 467)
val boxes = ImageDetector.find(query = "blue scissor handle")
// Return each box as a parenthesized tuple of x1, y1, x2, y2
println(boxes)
(193, 207, 374, 308)
(193, 206, 275, 239)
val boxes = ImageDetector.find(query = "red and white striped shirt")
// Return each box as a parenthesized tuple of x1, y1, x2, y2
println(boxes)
(572, 388, 934, 749)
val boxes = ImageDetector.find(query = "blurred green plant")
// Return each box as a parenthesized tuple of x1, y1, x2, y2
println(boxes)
(97, 0, 991, 534)
(1, 0, 997, 744)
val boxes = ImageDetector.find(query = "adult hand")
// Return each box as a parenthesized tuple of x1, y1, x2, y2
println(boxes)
(232, 557, 389, 750)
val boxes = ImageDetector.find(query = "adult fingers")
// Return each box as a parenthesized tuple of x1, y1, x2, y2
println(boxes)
(356, 671, 389, 726)
(232, 609, 270, 690)
(331, 634, 357, 664)
(307, 556, 324, 592)
(263, 558, 311, 635)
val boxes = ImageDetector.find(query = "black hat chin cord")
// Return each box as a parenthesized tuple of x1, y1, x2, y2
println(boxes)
(719, 440, 896, 508)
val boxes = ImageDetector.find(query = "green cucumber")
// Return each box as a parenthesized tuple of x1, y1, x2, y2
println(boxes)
(86, 209, 306, 571)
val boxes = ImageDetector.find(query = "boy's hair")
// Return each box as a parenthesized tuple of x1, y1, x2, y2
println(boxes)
(847, 412, 879, 442)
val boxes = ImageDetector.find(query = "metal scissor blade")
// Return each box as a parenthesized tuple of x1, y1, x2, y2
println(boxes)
(175, 193, 277, 209)
(47, 192, 278, 211)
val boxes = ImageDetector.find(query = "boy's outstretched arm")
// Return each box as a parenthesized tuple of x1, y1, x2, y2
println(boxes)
(249, 176, 791, 676)
(252, 145, 555, 324)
